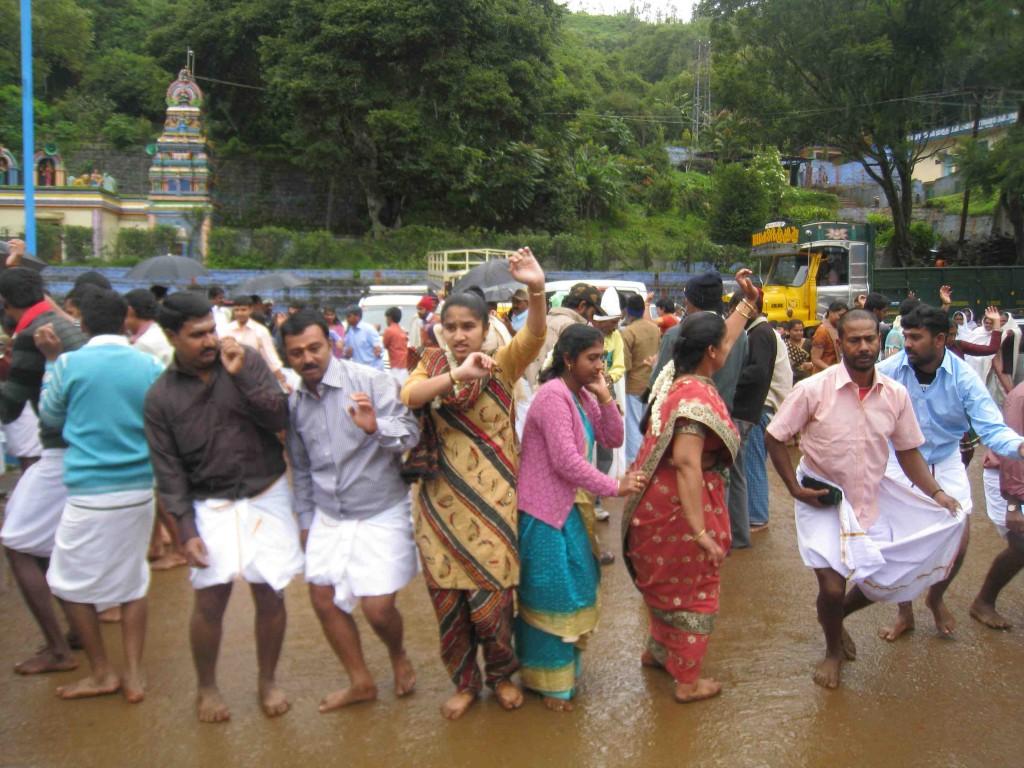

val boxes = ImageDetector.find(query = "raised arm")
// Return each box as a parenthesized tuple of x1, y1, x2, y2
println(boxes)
(720, 269, 759, 361)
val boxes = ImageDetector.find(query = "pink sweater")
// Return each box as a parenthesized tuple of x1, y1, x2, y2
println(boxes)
(518, 377, 624, 529)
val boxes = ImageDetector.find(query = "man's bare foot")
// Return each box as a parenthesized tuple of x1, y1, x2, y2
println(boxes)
(674, 677, 722, 703)
(494, 680, 524, 711)
(98, 607, 122, 623)
(197, 687, 231, 723)
(969, 598, 1013, 630)
(391, 653, 416, 697)
(14, 650, 78, 675)
(259, 680, 290, 717)
(56, 671, 121, 700)
(878, 610, 915, 642)
(926, 594, 956, 637)
(440, 690, 477, 720)
(841, 628, 857, 661)
(318, 683, 377, 713)
(543, 696, 574, 712)
(150, 551, 188, 571)
(123, 670, 146, 704)
(812, 657, 842, 689)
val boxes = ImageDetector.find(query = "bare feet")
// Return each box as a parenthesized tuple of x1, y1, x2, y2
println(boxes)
(494, 680, 524, 711)
(197, 687, 231, 723)
(56, 671, 121, 700)
(970, 597, 1013, 630)
(14, 649, 78, 675)
(812, 657, 842, 690)
(926, 594, 956, 637)
(878, 609, 915, 642)
(318, 683, 377, 713)
(674, 677, 722, 703)
(150, 551, 189, 571)
(123, 670, 146, 704)
(391, 652, 416, 697)
(259, 680, 290, 717)
(440, 690, 477, 720)
(98, 607, 122, 623)
(841, 628, 857, 661)
(543, 696, 574, 712)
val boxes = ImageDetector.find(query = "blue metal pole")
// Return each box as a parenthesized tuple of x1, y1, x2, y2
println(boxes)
(20, 0, 35, 256)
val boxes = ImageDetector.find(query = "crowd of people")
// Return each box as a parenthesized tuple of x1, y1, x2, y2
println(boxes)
(0, 239, 1022, 723)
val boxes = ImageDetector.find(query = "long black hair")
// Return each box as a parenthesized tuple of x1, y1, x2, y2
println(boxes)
(539, 324, 604, 384)
(672, 312, 726, 374)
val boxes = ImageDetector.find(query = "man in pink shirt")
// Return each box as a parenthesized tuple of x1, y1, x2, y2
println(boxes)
(972, 380, 1024, 629)
(766, 310, 962, 690)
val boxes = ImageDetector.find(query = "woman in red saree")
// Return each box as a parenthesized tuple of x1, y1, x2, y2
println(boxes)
(622, 277, 756, 703)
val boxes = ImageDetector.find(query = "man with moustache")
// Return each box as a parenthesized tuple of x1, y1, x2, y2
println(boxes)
(874, 304, 1024, 641)
(282, 310, 420, 712)
(144, 293, 302, 724)
(767, 310, 963, 690)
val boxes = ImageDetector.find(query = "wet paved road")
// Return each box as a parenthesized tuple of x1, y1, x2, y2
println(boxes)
(1, 455, 1021, 768)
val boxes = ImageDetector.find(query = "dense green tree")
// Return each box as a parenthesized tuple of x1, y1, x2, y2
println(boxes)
(262, 0, 566, 237)
(709, 162, 768, 245)
(702, 0, 972, 265)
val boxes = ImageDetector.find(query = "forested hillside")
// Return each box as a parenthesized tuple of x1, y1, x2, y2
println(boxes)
(2, 1, 1021, 267)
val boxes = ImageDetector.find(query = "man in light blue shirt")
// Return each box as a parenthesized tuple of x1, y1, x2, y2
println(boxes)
(342, 305, 383, 369)
(876, 304, 1024, 641)
(283, 310, 419, 709)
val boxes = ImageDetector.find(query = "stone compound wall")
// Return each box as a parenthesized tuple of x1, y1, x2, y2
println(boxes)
(65, 145, 365, 233)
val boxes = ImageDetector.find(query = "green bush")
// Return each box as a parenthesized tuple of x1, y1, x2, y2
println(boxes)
(644, 174, 677, 214)
(115, 226, 178, 261)
(781, 188, 839, 222)
(710, 163, 768, 246)
(36, 223, 62, 262)
(909, 221, 936, 256)
(63, 225, 93, 261)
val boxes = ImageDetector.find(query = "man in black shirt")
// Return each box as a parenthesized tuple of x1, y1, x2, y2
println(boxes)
(144, 293, 301, 724)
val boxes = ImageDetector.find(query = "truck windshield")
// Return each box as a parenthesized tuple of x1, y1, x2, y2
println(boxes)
(767, 254, 810, 287)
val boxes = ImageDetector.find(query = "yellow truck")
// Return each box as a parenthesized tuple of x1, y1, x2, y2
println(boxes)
(754, 221, 872, 330)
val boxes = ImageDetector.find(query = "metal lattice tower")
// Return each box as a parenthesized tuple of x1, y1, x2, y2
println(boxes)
(692, 39, 711, 145)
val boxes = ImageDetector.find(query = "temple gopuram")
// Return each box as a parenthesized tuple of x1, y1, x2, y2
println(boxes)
(0, 63, 213, 262)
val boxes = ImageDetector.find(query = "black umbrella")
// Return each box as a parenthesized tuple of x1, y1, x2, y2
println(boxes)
(0, 241, 47, 272)
(451, 259, 523, 302)
(126, 254, 206, 283)
(236, 272, 309, 294)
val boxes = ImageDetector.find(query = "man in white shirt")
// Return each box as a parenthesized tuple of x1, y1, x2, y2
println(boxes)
(208, 286, 233, 335)
(124, 289, 173, 367)
(220, 295, 290, 390)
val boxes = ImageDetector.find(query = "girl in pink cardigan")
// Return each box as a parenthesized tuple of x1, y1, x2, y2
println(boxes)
(516, 324, 646, 711)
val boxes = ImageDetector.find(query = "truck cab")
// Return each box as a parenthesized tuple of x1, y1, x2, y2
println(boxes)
(758, 221, 872, 330)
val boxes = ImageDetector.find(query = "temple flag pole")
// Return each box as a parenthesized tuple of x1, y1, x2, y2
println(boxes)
(20, 0, 36, 256)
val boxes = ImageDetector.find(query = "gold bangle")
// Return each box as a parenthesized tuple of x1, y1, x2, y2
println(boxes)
(693, 528, 707, 540)
(599, 396, 613, 405)
(529, 289, 545, 297)
(448, 370, 458, 388)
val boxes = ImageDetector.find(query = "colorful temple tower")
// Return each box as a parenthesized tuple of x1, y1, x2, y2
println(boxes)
(147, 64, 212, 260)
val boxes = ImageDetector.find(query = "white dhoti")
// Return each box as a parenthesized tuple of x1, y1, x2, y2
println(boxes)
(190, 475, 304, 591)
(795, 458, 965, 603)
(47, 489, 155, 605)
(0, 448, 67, 557)
(2, 406, 42, 459)
(304, 498, 418, 613)
(388, 367, 409, 387)
(983, 467, 1011, 539)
